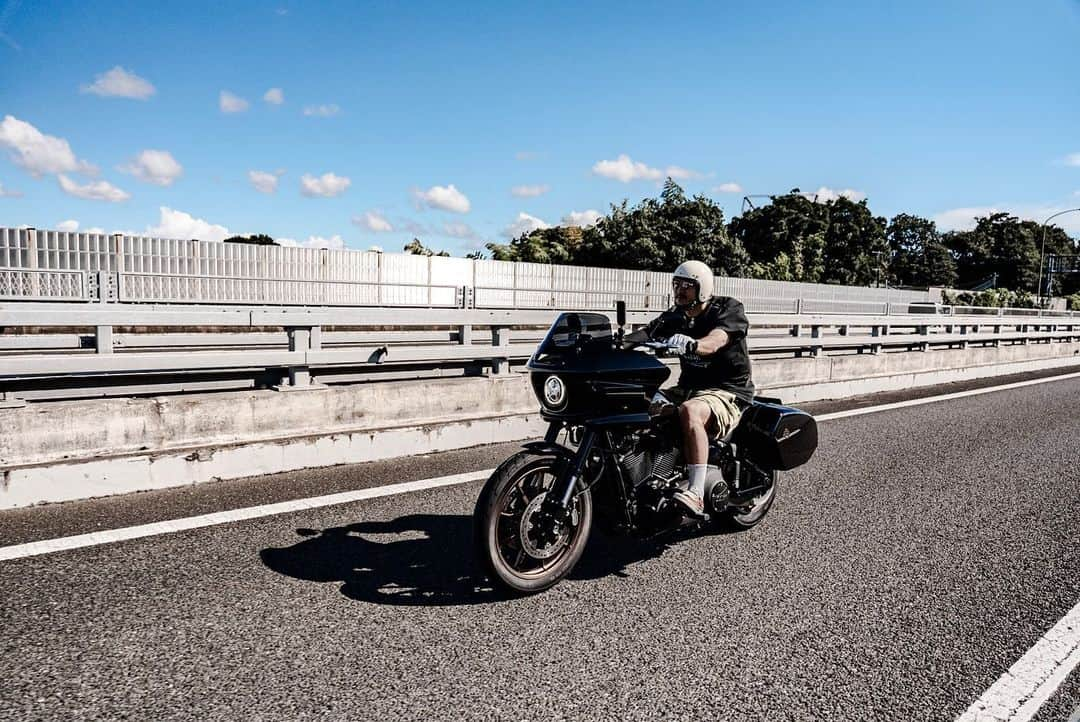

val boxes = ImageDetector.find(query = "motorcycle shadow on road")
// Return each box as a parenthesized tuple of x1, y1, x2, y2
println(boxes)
(259, 514, 720, 607)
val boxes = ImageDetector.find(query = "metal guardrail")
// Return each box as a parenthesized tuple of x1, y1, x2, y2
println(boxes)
(0, 302, 1078, 404)
(0, 268, 92, 302)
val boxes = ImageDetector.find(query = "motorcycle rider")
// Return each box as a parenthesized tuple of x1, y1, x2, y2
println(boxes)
(624, 260, 755, 517)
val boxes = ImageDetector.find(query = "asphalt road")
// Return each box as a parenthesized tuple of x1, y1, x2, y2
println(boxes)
(1, 375, 1079, 721)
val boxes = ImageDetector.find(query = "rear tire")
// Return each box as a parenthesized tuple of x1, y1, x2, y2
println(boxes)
(715, 479, 777, 531)
(473, 451, 593, 595)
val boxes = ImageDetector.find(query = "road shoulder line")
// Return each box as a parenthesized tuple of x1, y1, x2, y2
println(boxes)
(957, 600, 1080, 722)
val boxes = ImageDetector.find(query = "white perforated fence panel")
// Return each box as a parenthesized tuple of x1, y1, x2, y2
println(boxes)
(0, 227, 934, 308)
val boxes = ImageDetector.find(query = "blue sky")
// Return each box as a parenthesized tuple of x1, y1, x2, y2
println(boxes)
(1, 0, 1079, 254)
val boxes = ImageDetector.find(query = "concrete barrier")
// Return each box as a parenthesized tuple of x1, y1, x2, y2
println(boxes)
(2, 341, 1079, 508)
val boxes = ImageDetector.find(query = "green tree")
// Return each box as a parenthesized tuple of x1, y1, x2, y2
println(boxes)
(728, 191, 828, 282)
(948, 214, 1039, 292)
(886, 214, 957, 288)
(403, 238, 450, 257)
(1022, 221, 1080, 297)
(819, 196, 889, 286)
(224, 234, 278, 246)
(576, 178, 748, 274)
(486, 226, 583, 263)
(727, 190, 887, 286)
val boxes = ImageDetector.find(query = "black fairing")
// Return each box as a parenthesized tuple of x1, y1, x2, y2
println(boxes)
(527, 312, 670, 424)
(735, 402, 818, 470)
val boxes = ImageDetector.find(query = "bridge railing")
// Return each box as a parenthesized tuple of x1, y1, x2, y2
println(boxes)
(1, 301, 1078, 404)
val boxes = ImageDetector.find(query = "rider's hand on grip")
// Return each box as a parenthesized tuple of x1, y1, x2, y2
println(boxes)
(666, 333, 697, 356)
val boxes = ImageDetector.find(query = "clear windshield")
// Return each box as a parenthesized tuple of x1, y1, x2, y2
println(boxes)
(531, 312, 613, 360)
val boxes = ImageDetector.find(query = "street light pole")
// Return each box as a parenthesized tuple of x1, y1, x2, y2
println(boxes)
(1038, 208, 1080, 306)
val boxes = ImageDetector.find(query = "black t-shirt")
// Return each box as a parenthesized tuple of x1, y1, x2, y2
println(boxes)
(647, 296, 755, 403)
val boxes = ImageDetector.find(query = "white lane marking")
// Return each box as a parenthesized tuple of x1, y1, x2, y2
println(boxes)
(3, 368, 1080, 565)
(0, 469, 492, 562)
(957, 600, 1080, 722)
(815, 370, 1080, 422)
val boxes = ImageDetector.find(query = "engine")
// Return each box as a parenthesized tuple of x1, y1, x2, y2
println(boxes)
(617, 431, 681, 487)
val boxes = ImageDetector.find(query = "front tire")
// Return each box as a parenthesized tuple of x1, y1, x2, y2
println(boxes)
(474, 451, 593, 594)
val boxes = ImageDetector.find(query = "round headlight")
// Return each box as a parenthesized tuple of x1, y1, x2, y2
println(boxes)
(543, 375, 567, 408)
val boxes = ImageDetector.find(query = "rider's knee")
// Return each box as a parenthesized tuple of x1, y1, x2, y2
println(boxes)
(678, 402, 705, 429)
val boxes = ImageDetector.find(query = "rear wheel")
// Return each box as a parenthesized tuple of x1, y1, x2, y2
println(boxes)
(474, 451, 593, 594)
(715, 479, 777, 530)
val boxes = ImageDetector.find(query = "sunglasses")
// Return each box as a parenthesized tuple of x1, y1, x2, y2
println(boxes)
(671, 279, 697, 291)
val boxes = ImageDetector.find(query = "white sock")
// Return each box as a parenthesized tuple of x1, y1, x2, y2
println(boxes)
(687, 464, 708, 498)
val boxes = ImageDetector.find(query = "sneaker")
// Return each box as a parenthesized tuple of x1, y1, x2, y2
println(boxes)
(671, 489, 708, 519)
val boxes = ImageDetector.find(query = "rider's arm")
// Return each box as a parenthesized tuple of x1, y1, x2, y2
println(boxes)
(693, 327, 731, 356)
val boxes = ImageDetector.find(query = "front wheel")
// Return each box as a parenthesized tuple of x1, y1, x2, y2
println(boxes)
(474, 451, 593, 594)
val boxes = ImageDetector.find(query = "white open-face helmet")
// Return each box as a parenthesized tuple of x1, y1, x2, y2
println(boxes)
(672, 260, 714, 304)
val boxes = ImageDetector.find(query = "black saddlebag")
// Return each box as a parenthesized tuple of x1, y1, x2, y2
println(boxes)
(735, 402, 818, 471)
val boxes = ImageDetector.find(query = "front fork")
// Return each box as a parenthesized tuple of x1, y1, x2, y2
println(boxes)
(544, 424, 597, 514)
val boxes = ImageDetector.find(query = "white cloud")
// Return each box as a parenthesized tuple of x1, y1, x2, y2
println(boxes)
(714, 182, 743, 193)
(300, 172, 350, 197)
(414, 184, 471, 213)
(57, 219, 79, 232)
(932, 206, 1000, 232)
(0, 115, 96, 177)
(511, 184, 550, 198)
(219, 90, 250, 113)
(1062, 153, 1080, 167)
(593, 154, 662, 183)
(277, 234, 345, 249)
(85, 227, 105, 234)
(57, 174, 130, 202)
(146, 207, 231, 241)
(802, 186, 867, 203)
(120, 149, 183, 186)
(0, 182, 23, 198)
(303, 104, 340, 117)
(933, 203, 1080, 233)
(263, 87, 284, 105)
(80, 66, 156, 99)
(354, 211, 393, 232)
(248, 169, 282, 194)
(561, 209, 602, 227)
(443, 222, 478, 240)
(503, 212, 550, 238)
(591, 154, 703, 183)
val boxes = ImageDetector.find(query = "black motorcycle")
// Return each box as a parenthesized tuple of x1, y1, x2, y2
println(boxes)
(473, 302, 818, 594)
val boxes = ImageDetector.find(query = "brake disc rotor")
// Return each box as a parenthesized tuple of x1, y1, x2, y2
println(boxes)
(519, 492, 568, 560)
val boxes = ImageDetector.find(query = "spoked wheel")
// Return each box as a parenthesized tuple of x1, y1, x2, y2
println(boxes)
(474, 452, 592, 594)
(715, 480, 777, 531)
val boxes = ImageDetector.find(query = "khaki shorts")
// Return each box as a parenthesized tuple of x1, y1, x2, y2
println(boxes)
(662, 386, 744, 438)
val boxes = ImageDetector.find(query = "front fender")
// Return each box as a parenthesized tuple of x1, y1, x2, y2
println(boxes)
(521, 441, 576, 461)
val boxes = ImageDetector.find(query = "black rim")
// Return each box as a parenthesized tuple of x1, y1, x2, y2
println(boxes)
(492, 463, 582, 579)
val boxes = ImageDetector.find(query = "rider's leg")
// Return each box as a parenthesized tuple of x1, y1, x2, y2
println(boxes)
(679, 399, 711, 468)
(677, 400, 714, 507)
